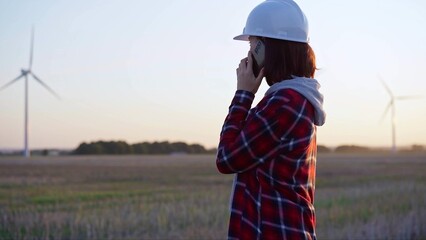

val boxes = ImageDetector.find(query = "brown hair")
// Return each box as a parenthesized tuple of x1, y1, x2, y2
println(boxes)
(263, 37, 316, 86)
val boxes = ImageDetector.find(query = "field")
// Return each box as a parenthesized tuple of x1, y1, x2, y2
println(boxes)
(0, 153, 425, 240)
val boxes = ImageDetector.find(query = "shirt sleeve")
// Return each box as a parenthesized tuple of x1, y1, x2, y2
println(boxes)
(216, 90, 290, 174)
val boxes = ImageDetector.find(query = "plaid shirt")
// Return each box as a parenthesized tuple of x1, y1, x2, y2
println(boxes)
(217, 89, 317, 240)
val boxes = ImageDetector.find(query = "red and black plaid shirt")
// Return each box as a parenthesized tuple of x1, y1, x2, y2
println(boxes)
(217, 89, 317, 240)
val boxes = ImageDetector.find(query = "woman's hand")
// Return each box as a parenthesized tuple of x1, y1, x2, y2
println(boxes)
(236, 52, 265, 94)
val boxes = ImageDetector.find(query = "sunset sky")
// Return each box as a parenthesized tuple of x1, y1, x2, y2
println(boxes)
(1, 0, 426, 151)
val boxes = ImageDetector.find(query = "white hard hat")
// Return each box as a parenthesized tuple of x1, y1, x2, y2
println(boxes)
(234, 0, 309, 43)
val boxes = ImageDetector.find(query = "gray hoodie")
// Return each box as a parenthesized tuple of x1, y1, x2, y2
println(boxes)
(264, 77, 326, 126)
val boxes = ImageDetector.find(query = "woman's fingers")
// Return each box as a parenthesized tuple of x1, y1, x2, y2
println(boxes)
(246, 52, 253, 70)
(256, 68, 265, 82)
(239, 57, 248, 70)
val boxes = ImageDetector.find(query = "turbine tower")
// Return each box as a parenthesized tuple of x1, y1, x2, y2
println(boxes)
(379, 76, 420, 153)
(0, 27, 60, 157)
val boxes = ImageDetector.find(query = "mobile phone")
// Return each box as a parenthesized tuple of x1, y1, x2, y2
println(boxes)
(251, 39, 265, 77)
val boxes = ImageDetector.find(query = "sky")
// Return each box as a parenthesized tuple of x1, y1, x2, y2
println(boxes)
(1, 0, 426, 151)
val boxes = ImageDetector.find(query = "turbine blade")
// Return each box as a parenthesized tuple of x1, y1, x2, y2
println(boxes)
(30, 72, 61, 100)
(377, 75, 393, 98)
(396, 95, 423, 100)
(29, 27, 35, 70)
(0, 74, 25, 91)
(380, 102, 392, 123)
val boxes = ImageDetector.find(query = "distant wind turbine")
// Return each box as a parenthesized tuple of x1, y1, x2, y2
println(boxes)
(0, 27, 60, 157)
(378, 75, 421, 153)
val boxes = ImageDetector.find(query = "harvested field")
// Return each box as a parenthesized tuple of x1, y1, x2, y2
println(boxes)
(0, 153, 425, 239)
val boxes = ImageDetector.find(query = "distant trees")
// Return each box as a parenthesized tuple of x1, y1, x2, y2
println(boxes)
(410, 145, 424, 152)
(71, 141, 426, 155)
(317, 145, 332, 153)
(334, 145, 371, 153)
(73, 141, 217, 155)
(73, 141, 338, 155)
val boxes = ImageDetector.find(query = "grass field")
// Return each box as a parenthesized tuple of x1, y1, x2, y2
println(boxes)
(0, 153, 425, 239)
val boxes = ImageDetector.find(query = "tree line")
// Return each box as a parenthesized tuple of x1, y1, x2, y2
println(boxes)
(73, 141, 217, 155)
(319, 144, 425, 153)
(73, 142, 387, 155)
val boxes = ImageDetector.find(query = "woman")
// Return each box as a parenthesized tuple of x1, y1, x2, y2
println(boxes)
(216, 0, 326, 239)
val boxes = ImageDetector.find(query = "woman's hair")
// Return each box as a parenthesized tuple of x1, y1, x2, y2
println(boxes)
(263, 37, 316, 86)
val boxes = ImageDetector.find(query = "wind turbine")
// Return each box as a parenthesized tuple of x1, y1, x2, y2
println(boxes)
(379, 76, 421, 153)
(0, 27, 60, 157)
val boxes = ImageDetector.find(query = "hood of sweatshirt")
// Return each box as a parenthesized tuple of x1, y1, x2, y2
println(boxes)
(264, 77, 326, 126)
